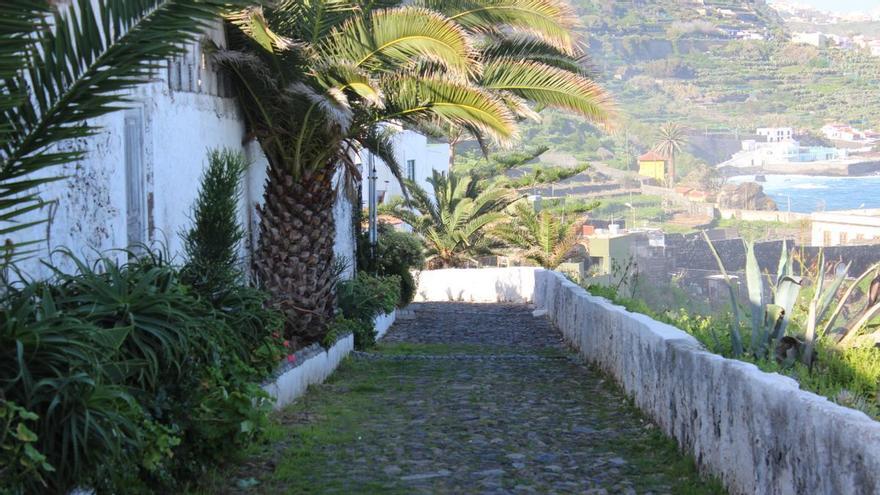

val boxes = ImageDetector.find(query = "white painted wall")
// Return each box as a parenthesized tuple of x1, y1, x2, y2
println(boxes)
(360, 128, 450, 206)
(7, 30, 356, 281)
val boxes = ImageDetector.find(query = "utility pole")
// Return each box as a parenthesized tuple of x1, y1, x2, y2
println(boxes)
(368, 152, 378, 261)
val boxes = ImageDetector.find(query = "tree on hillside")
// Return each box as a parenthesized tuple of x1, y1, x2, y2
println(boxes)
(387, 170, 518, 269)
(653, 122, 688, 186)
(216, 0, 613, 345)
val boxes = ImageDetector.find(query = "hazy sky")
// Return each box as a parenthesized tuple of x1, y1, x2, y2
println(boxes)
(797, 0, 878, 13)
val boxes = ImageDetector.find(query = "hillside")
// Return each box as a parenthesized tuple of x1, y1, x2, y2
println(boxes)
(519, 0, 880, 175)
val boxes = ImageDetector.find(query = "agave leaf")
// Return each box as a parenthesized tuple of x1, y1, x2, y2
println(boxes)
(775, 240, 790, 288)
(703, 231, 743, 357)
(764, 303, 786, 342)
(744, 240, 765, 352)
(816, 261, 850, 324)
(775, 275, 803, 335)
(821, 262, 880, 337)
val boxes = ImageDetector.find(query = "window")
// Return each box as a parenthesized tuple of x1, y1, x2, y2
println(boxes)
(406, 159, 416, 181)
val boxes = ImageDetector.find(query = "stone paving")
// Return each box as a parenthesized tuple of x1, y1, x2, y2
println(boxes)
(214, 302, 723, 495)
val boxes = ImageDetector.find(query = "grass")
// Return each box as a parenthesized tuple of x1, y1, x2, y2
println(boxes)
(192, 342, 726, 494)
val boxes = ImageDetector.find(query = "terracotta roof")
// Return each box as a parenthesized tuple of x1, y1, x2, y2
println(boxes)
(638, 150, 666, 162)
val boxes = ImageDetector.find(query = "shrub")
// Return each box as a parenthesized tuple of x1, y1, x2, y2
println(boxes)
(337, 274, 401, 349)
(181, 148, 246, 298)
(359, 223, 425, 306)
(1, 149, 284, 492)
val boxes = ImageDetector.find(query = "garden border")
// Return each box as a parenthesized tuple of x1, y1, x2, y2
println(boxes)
(262, 311, 397, 410)
(416, 267, 880, 495)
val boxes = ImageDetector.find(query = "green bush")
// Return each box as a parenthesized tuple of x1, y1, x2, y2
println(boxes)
(0, 249, 282, 493)
(337, 274, 401, 349)
(0, 149, 284, 493)
(359, 223, 425, 306)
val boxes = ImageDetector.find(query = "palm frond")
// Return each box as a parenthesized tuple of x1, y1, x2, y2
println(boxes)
(480, 35, 594, 76)
(383, 74, 518, 145)
(422, 0, 580, 55)
(482, 59, 612, 123)
(323, 7, 478, 75)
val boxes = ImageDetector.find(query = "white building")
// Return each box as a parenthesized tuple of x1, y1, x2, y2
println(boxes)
(360, 127, 450, 205)
(792, 32, 828, 48)
(756, 127, 794, 143)
(811, 209, 880, 247)
(725, 138, 846, 168)
(7, 26, 357, 280)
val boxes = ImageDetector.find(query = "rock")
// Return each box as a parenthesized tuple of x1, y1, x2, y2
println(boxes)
(506, 453, 526, 460)
(400, 470, 451, 481)
(532, 309, 549, 317)
(473, 468, 505, 477)
(717, 182, 778, 211)
(383, 465, 402, 476)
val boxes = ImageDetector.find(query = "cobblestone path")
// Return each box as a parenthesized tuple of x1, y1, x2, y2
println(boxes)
(211, 303, 723, 495)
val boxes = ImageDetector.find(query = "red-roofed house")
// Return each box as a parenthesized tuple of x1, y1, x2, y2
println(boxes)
(637, 151, 667, 182)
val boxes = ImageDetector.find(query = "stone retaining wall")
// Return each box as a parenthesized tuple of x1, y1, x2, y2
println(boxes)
(416, 268, 880, 495)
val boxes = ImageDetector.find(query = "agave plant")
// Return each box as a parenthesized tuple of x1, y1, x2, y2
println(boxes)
(0, 0, 247, 269)
(388, 170, 518, 268)
(703, 234, 804, 359)
(495, 201, 580, 269)
(216, 0, 612, 344)
(742, 239, 804, 361)
(815, 259, 880, 349)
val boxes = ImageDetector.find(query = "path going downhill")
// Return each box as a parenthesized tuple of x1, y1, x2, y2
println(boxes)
(210, 303, 724, 495)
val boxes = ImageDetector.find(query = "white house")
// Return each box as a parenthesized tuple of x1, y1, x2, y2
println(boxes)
(360, 127, 450, 205)
(811, 209, 880, 247)
(756, 127, 794, 143)
(7, 26, 356, 280)
(792, 32, 828, 48)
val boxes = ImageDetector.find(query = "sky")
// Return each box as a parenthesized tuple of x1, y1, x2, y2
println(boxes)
(797, 0, 879, 13)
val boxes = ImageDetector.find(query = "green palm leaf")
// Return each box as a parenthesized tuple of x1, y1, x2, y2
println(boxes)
(323, 7, 478, 74)
(482, 59, 612, 122)
(384, 74, 517, 145)
(422, 0, 579, 55)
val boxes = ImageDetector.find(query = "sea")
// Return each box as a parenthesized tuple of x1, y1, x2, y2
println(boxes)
(727, 174, 880, 213)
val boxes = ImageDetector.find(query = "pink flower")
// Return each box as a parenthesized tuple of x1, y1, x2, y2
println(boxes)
(282, 340, 290, 348)
(287, 354, 296, 363)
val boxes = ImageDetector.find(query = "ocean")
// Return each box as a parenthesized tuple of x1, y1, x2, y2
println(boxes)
(728, 174, 880, 213)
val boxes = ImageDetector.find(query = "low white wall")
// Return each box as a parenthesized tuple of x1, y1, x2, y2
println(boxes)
(374, 309, 398, 340)
(262, 310, 397, 409)
(414, 267, 540, 303)
(417, 267, 880, 495)
(263, 335, 354, 410)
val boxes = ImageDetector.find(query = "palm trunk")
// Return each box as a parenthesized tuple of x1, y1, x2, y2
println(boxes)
(255, 164, 337, 346)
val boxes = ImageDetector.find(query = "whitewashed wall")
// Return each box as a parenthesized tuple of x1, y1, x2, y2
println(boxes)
(9, 29, 355, 281)
(360, 128, 450, 206)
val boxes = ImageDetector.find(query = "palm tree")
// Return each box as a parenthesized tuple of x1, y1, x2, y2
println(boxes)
(216, 3, 520, 344)
(495, 201, 580, 269)
(421, 0, 614, 167)
(0, 0, 246, 268)
(388, 170, 518, 268)
(652, 122, 688, 186)
(217, 0, 613, 344)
